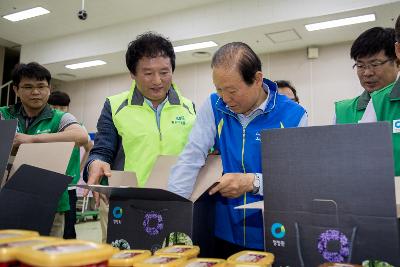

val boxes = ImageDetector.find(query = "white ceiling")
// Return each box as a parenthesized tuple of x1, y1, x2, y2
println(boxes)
(0, 0, 399, 81)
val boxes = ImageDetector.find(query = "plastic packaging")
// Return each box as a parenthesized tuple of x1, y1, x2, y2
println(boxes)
(135, 255, 186, 267)
(184, 258, 226, 267)
(108, 249, 151, 267)
(155, 245, 200, 259)
(227, 251, 274, 267)
(17, 239, 116, 267)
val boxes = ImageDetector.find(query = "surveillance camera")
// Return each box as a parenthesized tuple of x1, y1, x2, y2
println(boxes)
(77, 9, 87, 20)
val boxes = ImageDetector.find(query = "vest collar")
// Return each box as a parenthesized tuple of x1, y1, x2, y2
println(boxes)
(128, 80, 181, 106)
(356, 90, 371, 111)
(11, 102, 53, 119)
(215, 78, 278, 115)
(389, 78, 400, 101)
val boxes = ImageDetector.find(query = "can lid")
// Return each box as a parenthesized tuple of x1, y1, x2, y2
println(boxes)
(227, 251, 274, 266)
(16, 240, 116, 267)
(136, 255, 187, 267)
(184, 258, 226, 267)
(0, 230, 39, 241)
(0, 236, 59, 262)
(108, 250, 151, 267)
(155, 245, 200, 259)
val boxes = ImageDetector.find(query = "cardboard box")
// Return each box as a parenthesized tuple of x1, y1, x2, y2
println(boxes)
(0, 120, 73, 235)
(0, 120, 17, 186)
(81, 155, 222, 256)
(261, 122, 400, 266)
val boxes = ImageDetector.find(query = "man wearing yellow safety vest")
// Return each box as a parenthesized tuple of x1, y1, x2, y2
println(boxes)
(83, 32, 196, 242)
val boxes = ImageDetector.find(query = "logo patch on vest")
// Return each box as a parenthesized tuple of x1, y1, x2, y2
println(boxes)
(393, 119, 400, 133)
(35, 129, 51, 134)
(171, 116, 186, 125)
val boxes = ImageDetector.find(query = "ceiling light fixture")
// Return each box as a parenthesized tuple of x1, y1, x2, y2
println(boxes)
(305, 14, 375, 32)
(65, 60, 106, 70)
(174, 41, 218, 53)
(3, 7, 50, 22)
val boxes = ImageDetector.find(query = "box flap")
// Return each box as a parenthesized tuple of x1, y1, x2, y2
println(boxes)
(9, 142, 74, 178)
(234, 200, 264, 210)
(0, 120, 17, 186)
(145, 155, 178, 189)
(78, 185, 190, 202)
(190, 155, 222, 202)
(108, 170, 137, 187)
(0, 164, 72, 235)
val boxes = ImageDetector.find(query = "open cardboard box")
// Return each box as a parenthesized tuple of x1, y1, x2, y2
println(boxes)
(80, 155, 222, 256)
(0, 120, 72, 235)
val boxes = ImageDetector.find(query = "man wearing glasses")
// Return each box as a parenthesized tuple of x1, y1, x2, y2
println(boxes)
(360, 17, 400, 177)
(0, 62, 88, 237)
(335, 27, 399, 124)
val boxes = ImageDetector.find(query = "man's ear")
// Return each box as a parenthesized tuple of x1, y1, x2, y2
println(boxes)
(255, 71, 263, 86)
(13, 85, 19, 98)
(395, 42, 400, 61)
(130, 72, 135, 80)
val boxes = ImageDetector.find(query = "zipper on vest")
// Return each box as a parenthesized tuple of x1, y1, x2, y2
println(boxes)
(218, 108, 266, 248)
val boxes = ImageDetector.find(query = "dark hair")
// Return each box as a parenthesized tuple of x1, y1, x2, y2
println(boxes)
(211, 42, 262, 86)
(396, 15, 400, 42)
(275, 80, 299, 103)
(350, 27, 396, 60)
(48, 91, 71, 106)
(12, 62, 51, 87)
(125, 32, 176, 75)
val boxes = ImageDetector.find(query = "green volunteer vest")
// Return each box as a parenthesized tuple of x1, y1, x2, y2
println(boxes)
(0, 103, 70, 212)
(371, 80, 400, 175)
(66, 146, 81, 186)
(108, 81, 196, 186)
(335, 90, 370, 124)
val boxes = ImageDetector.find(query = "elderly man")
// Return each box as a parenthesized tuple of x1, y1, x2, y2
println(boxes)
(168, 42, 307, 257)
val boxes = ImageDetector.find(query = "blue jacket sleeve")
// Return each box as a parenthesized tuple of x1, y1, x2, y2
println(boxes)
(83, 99, 119, 182)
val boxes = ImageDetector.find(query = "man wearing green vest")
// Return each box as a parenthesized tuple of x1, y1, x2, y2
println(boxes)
(48, 91, 93, 239)
(0, 62, 88, 237)
(83, 32, 196, 242)
(360, 16, 400, 176)
(335, 27, 399, 124)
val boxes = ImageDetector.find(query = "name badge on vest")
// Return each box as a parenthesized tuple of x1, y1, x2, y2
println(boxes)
(393, 119, 400, 133)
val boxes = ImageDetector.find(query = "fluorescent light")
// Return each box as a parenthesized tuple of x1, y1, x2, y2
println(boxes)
(65, 60, 107, 70)
(3, 7, 50, 22)
(174, 41, 218, 53)
(305, 14, 376, 32)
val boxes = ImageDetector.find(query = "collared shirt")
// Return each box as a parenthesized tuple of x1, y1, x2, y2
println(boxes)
(144, 97, 168, 130)
(360, 77, 399, 123)
(168, 84, 308, 199)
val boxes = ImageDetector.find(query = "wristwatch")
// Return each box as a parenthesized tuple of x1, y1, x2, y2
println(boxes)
(252, 173, 260, 194)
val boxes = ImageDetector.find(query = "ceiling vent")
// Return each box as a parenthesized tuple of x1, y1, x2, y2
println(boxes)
(265, 29, 301, 43)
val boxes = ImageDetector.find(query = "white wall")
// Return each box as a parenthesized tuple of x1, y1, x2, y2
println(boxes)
(58, 41, 364, 132)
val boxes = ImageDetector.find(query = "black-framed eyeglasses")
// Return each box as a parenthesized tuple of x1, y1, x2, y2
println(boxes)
(352, 59, 393, 71)
(19, 85, 49, 91)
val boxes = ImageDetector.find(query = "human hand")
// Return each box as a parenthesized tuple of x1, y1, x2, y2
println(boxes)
(84, 160, 111, 206)
(13, 133, 34, 146)
(209, 173, 254, 198)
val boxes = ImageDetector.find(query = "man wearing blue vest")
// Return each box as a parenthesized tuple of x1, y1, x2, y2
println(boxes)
(168, 42, 307, 257)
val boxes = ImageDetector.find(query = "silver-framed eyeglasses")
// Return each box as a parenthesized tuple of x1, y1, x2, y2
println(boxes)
(352, 59, 393, 71)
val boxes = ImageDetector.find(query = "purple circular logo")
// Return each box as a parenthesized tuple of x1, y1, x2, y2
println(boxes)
(143, 211, 164, 236)
(317, 229, 349, 262)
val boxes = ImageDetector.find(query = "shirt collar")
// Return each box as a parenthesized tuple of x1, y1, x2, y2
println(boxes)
(356, 90, 371, 111)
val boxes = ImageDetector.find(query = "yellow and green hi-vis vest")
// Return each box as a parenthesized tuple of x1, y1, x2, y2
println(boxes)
(108, 81, 196, 186)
